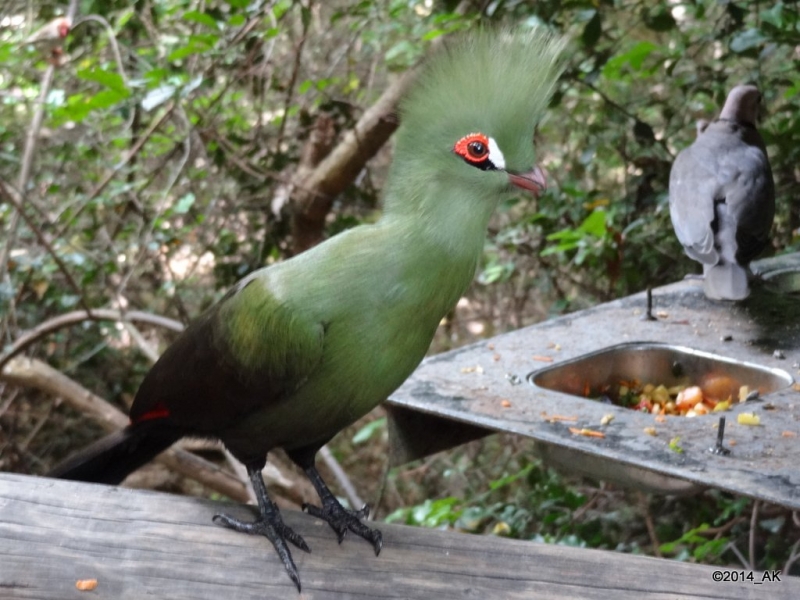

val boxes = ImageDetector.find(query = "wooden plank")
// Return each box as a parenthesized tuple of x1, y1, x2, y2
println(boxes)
(0, 473, 796, 599)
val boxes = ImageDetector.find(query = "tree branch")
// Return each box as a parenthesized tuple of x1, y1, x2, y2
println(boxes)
(289, 66, 417, 253)
(0, 307, 184, 373)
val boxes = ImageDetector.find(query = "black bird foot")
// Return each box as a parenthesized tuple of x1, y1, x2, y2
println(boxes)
(213, 511, 310, 592)
(213, 463, 312, 592)
(303, 499, 383, 554)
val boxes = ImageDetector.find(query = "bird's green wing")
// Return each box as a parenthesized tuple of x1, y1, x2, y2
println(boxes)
(129, 276, 325, 434)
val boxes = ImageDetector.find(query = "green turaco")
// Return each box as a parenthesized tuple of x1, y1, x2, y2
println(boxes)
(50, 29, 566, 591)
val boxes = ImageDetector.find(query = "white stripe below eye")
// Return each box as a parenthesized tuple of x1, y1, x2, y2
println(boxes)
(487, 137, 505, 170)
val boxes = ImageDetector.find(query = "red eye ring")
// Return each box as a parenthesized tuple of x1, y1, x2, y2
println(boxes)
(454, 133, 491, 164)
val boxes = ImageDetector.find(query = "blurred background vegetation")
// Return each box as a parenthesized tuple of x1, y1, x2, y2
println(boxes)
(1, 0, 799, 576)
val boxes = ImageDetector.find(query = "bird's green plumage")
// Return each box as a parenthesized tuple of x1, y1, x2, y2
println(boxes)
(50, 29, 568, 591)
(131, 28, 566, 462)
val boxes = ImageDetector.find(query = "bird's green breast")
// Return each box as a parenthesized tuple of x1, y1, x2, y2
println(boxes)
(219, 218, 481, 452)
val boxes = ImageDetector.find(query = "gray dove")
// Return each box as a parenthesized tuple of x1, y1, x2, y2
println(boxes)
(669, 85, 775, 300)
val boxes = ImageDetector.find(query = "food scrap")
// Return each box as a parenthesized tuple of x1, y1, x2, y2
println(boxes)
(737, 412, 761, 426)
(500, 399, 512, 408)
(782, 431, 797, 438)
(600, 413, 614, 426)
(460, 365, 484, 374)
(668, 436, 683, 453)
(643, 427, 657, 436)
(586, 374, 748, 417)
(541, 412, 578, 423)
(75, 579, 98, 592)
(568, 427, 605, 438)
(532, 355, 554, 363)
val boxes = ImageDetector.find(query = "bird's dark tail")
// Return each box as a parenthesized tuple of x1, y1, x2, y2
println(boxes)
(48, 421, 182, 485)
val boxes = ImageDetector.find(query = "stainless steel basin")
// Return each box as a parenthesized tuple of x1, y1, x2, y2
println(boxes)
(529, 341, 793, 411)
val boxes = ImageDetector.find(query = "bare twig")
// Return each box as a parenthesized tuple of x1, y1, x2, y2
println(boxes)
(53, 102, 177, 240)
(0, 180, 94, 317)
(319, 444, 363, 510)
(785, 538, 800, 574)
(274, 0, 311, 150)
(749, 500, 760, 570)
(73, 15, 129, 85)
(120, 322, 160, 363)
(639, 492, 663, 558)
(0, 307, 184, 373)
(725, 541, 751, 569)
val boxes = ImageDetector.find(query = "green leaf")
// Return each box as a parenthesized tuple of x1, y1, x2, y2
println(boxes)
(351, 417, 386, 444)
(643, 7, 676, 32)
(174, 193, 196, 214)
(578, 209, 608, 236)
(183, 10, 220, 30)
(602, 42, 659, 79)
(115, 8, 135, 31)
(582, 11, 602, 47)
(730, 28, 767, 53)
(77, 68, 129, 95)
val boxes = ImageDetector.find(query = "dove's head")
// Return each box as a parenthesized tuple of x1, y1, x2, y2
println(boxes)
(719, 85, 761, 127)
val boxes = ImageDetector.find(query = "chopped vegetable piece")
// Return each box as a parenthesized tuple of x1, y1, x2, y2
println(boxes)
(643, 427, 657, 436)
(600, 414, 614, 426)
(76, 579, 98, 591)
(542, 413, 578, 423)
(676, 386, 703, 409)
(713, 399, 731, 412)
(737, 412, 761, 426)
(668, 436, 683, 453)
(568, 427, 605, 438)
(701, 374, 738, 401)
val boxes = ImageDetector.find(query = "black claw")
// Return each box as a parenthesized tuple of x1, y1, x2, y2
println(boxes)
(212, 464, 310, 591)
(303, 497, 382, 553)
(213, 510, 307, 590)
(300, 463, 384, 558)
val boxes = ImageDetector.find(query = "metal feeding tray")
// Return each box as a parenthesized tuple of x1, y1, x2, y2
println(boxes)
(387, 264, 800, 508)
(530, 342, 794, 410)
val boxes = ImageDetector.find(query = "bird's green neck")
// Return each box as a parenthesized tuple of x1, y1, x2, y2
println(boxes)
(377, 167, 502, 313)
(381, 161, 500, 257)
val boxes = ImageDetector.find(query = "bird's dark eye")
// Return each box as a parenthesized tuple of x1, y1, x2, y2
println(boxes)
(453, 132, 497, 170)
(467, 141, 487, 159)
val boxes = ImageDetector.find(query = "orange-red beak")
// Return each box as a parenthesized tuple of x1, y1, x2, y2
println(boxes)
(507, 165, 547, 196)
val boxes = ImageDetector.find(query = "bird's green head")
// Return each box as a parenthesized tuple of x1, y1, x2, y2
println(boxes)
(385, 28, 566, 215)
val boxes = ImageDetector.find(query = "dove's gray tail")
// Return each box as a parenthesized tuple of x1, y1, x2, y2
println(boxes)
(703, 262, 749, 300)
(701, 202, 750, 301)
